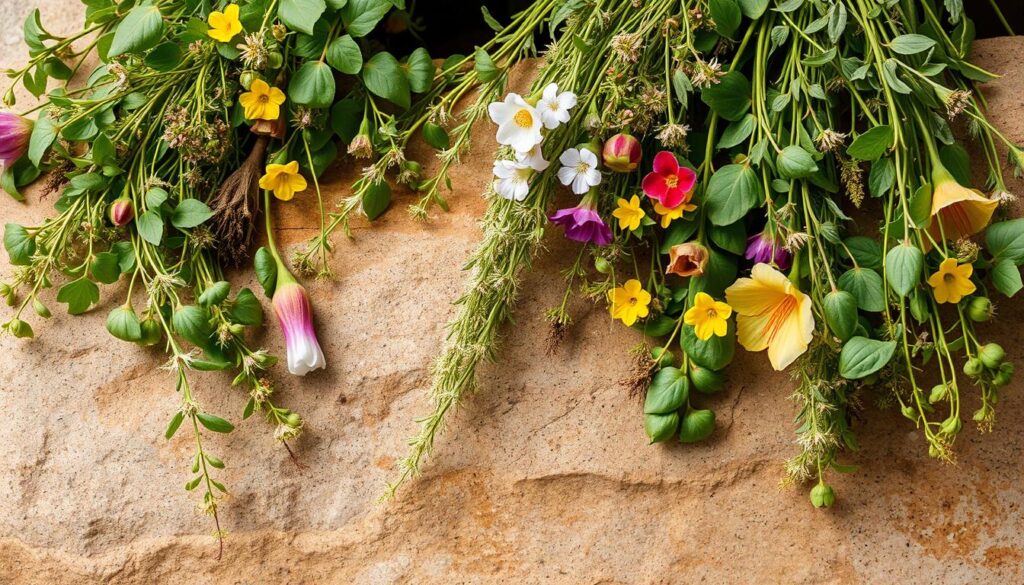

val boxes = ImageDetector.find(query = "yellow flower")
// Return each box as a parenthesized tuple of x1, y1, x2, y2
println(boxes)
(654, 200, 697, 228)
(925, 165, 997, 250)
(239, 79, 286, 121)
(927, 258, 976, 304)
(725, 263, 814, 371)
(207, 4, 243, 43)
(612, 195, 645, 231)
(259, 161, 307, 201)
(608, 279, 651, 327)
(684, 292, 732, 341)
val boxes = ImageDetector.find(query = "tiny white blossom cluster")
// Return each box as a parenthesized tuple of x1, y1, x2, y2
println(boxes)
(487, 83, 577, 201)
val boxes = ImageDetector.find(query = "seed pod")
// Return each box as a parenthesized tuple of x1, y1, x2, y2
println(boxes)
(239, 71, 257, 90)
(967, 296, 993, 322)
(689, 364, 724, 394)
(32, 298, 50, 319)
(823, 290, 857, 341)
(928, 384, 947, 404)
(138, 318, 163, 347)
(594, 256, 611, 274)
(900, 404, 919, 422)
(979, 343, 1005, 369)
(267, 51, 284, 69)
(8, 319, 33, 338)
(810, 483, 835, 508)
(940, 416, 962, 435)
(678, 408, 715, 443)
(963, 357, 983, 377)
(644, 412, 679, 444)
(1000, 361, 1015, 375)
(993, 370, 1011, 387)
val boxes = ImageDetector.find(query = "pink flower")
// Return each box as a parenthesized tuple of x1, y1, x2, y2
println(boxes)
(745, 230, 791, 270)
(602, 133, 642, 173)
(109, 197, 134, 226)
(549, 191, 613, 246)
(0, 112, 32, 168)
(272, 282, 326, 376)
(642, 151, 696, 208)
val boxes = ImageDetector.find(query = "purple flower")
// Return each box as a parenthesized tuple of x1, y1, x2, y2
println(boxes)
(0, 112, 32, 168)
(745, 230, 791, 270)
(272, 282, 326, 376)
(549, 192, 613, 246)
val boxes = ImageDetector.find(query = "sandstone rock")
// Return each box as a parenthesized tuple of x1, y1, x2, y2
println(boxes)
(1, 3, 1023, 582)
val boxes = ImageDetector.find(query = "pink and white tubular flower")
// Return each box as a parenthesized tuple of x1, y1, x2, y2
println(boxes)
(0, 111, 32, 168)
(272, 282, 326, 376)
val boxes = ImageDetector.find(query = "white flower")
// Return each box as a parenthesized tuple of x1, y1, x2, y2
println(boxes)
(487, 93, 543, 153)
(516, 144, 549, 171)
(557, 148, 601, 195)
(537, 83, 577, 129)
(493, 159, 533, 201)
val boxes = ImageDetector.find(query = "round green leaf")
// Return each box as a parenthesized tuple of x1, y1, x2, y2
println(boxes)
(289, 61, 336, 109)
(839, 336, 897, 380)
(837, 268, 885, 312)
(326, 35, 362, 74)
(362, 52, 410, 108)
(644, 412, 680, 444)
(362, 181, 391, 220)
(884, 244, 923, 297)
(777, 145, 818, 179)
(679, 408, 715, 443)
(106, 307, 142, 341)
(704, 163, 761, 226)
(680, 318, 735, 371)
(404, 48, 435, 93)
(108, 5, 165, 57)
(643, 367, 689, 414)
(700, 71, 751, 121)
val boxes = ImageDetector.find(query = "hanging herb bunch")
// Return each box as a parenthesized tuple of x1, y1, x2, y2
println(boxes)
(0, 0, 458, 555)
(390, 0, 1024, 509)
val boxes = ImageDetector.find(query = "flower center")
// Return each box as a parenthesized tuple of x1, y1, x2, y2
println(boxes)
(258, 94, 269, 104)
(629, 296, 638, 306)
(664, 175, 679, 188)
(513, 109, 533, 128)
(761, 295, 797, 343)
(944, 273, 955, 283)
(706, 309, 718, 319)
(548, 101, 561, 111)
(575, 162, 591, 174)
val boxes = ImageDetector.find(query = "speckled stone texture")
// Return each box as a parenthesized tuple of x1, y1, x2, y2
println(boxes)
(1, 2, 1024, 582)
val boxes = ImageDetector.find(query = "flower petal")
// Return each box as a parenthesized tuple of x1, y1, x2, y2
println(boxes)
(652, 151, 679, 175)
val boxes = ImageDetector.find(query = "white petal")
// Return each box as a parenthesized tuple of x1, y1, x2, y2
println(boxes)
(559, 91, 578, 110)
(584, 168, 602, 187)
(559, 148, 581, 167)
(487, 101, 515, 125)
(495, 122, 521, 147)
(542, 83, 558, 101)
(510, 128, 542, 153)
(557, 166, 577, 187)
(580, 148, 599, 166)
(513, 181, 529, 201)
(571, 174, 591, 195)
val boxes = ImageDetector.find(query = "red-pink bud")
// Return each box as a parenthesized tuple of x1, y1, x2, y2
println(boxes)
(602, 133, 642, 173)
(109, 197, 134, 226)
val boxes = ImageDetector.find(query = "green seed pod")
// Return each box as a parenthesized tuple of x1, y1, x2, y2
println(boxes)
(267, 51, 284, 70)
(4, 291, 15, 307)
(8, 319, 33, 339)
(678, 408, 715, 443)
(979, 343, 1005, 369)
(901, 404, 919, 422)
(32, 298, 50, 319)
(928, 444, 941, 459)
(963, 357, 983, 377)
(689, 364, 724, 394)
(823, 290, 858, 341)
(0, 283, 10, 297)
(928, 384, 947, 404)
(940, 416, 962, 435)
(810, 483, 835, 508)
(967, 296, 994, 322)
(138, 318, 163, 347)
(594, 256, 611, 274)
(239, 70, 257, 90)
(993, 370, 1011, 387)
(644, 412, 680, 444)
(651, 347, 675, 368)
(228, 323, 245, 336)
(285, 412, 303, 427)
(972, 408, 988, 422)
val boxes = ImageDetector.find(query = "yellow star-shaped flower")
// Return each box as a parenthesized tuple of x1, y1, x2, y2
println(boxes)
(259, 161, 308, 201)
(927, 258, 976, 304)
(239, 79, 287, 121)
(608, 279, 652, 327)
(207, 4, 243, 43)
(654, 200, 697, 228)
(683, 292, 732, 341)
(612, 195, 645, 231)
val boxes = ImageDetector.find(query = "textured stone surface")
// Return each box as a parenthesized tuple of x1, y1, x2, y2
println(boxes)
(2, 2, 1024, 582)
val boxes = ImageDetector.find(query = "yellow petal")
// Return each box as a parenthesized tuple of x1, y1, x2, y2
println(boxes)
(269, 87, 287, 105)
(766, 297, 813, 371)
(224, 4, 240, 20)
(736, 312, 771, 353)
(208, 11, 226, 29)
(288, 172, 308, 193)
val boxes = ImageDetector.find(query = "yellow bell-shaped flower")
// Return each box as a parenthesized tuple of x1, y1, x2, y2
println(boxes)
(926, 163, 997, 249)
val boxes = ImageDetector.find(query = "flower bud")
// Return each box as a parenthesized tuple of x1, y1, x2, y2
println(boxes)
(689, 364, 724, 394)
(251, 116, 286, 139)
(810, 483, 835, 508)
(967, 296, 993, 322)
(6, 318, 33, 338)
(666, 242, 709, 278)
(109, 197, 134, 226)
(594, 256, 611, 274)
(32, 298, 50, 319)
(963, 357, 983, 377)
(993, 370, 1011, 387)
(239, 70, 257, 90)
(273, 281, 327, 376)
(602, 133, 642, 173)
(1000, 361, 1014, 375)
(979, 343, 1005, 369)
(267, 51, 284, 69)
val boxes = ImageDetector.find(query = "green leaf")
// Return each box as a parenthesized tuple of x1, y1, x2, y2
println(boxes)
(939, 144, 972, 186)
(422, 122, 449, 150)
(838, 268, 885, 312)
(362, 52, 409, 108)
(196, 412, 235, 433)
(839, 337, 897, 380)
(704, 163, 761, 226)
(330, 97, 363, 142)
(146, 187, 169, 209)
(198, 281, 231, 307)
(700, 71, 751, 121)
(777, 145, 818, 179)
(909, 183, 932, 228)
(253, 247, 278, 297)
(846, 125, 893, 161)
(3, 224, 36, 265)
(326, 34, 362, 74)
(737, 0, 769, 18)
(278, 0, 326, 35)
(843, 236, 883, 270)
(480, 5, 503, 31)
(170, 199, 214, 229)
(992, 259, 1023, 297)
(678, 408, 715, 443)
(90, 251, 121, 284)
(404, 48, 435, 93)
(680, 318, 735, 371)
(340, 0, 391, 37)
(987, 219, 1024, 264)
(144, 41, 181, 71)
(644, 412, 680, 444)
(473, 47, 499, 82)
(136, 210, 164, 245)
(362, 181, 391, 220)
(27, 112, 56, 166)
(889, 34, 936, 55)
(108, 5, 165, 57)
(643, 367, 689, 414)
(106, 306, 142, 341)
(709, 221, 746, 255)
(289, 61, 336, 109)
(717, 114, 754, 150)
(165, 411, 185, 439)
(884, 244, 923, 297)
(868, 158, 895, 198)
(823, 290, 858, 341)
(229, 288, 263, 326)
(56, 278, 100, 315)
(708, 0, 741, 38)
(172, 305, 213, 346)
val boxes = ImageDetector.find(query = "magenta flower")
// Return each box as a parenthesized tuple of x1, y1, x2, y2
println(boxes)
(745, 230, 791, 270)
(272, 281, 326, 376)
(641, 151, 697, 208)
(0, 112, 32, 168)
(549, 191, 613, 246)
